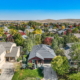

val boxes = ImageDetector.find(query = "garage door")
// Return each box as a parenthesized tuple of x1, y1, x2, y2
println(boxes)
(6, 57, 9, 61)
(44, 60, 52, 63)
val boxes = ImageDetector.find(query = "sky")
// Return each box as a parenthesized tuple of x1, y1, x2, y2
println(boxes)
(0, 0, 80, 20)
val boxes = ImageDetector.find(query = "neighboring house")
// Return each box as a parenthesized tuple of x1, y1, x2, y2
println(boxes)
(6, 34, 14, 42)
(64, 43, 74, 60)
(0, 42, 20, 62)
(3, 26, 9, 33)
(18, 30, 23, 33)
(64, 45, 71, 61)
(19, 32, 27, 39)
(64, 43, 78, 67)
(49, 26, 53, 28)
(73, 33, 80, 38)
(19, 32, 26, 35)
(4, 32, 14, 42)
(22, 35, 28, 39)
(26, 25, 30, 29)
(57, 28, 72, 35)
(25, 29, 34, 32)
(28, 44, 56, 66)
(49, 29, 57, 33)
(0, 45, 6, 69)
(57, 29, 66, 35)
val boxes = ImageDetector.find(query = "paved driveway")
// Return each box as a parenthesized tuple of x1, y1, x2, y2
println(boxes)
(43, 65, 58, 80)
(0, 62, 14, 80)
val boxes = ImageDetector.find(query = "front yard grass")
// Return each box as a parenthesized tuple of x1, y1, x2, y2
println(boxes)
(58, 72, 80, 80)
(12, 68, 43, 80)
(68, 72, 80, 80)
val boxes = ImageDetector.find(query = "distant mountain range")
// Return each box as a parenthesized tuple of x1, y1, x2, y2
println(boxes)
(0, 19, 80, 23)
(34, 19, 80, 23)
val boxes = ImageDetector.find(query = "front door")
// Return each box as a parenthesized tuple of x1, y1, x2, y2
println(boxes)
(6, 57, 9, 61)
(32, 60, 36, 64)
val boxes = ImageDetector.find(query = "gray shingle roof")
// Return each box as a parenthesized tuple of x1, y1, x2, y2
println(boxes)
(0, 45, 6, 55)
(28, 44, 56, 60)
(64, 49, 71, 59)
(0, 42, 14, 51)
(58, 29, 66, 34)
(5, 47, 19, 57)
(66, 43, 74, 48)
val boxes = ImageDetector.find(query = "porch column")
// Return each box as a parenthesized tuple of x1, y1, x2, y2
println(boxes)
(9, 57, 10, 62)
(42, 60, 44, 64)
(36, 60, 39, 68)
(36, 60, 38, 64)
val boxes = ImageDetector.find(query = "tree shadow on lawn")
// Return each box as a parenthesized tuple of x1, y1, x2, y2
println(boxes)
(37, 68, 44, 78)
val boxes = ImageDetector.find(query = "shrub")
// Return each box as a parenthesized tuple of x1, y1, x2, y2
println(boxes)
(27, 63, 33, 68)
(17, 56, 22, 62)
(68, 72, 80, 80)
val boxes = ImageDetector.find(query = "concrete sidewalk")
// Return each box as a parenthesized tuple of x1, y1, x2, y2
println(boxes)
(0, 62, 14, 80)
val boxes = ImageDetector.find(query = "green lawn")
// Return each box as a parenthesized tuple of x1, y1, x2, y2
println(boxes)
(58, 72, 80, 80)
(12, 68, 43, 80)
(68, 72, 80, 80)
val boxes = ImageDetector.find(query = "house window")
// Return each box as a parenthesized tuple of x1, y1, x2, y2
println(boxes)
(70, 62, 74, 65)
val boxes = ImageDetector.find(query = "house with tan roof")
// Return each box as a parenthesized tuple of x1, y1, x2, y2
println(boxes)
(0, 45, 6, 69)
(0, 42, 20, 62)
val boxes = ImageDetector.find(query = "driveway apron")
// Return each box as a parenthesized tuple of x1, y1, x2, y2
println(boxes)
(43, 65, 58, 80)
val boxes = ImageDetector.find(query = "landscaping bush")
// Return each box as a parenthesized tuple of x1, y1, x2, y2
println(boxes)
(27, 63, 33, 68)
(14, 63, 21, 72)
(17, 56, 22, 62)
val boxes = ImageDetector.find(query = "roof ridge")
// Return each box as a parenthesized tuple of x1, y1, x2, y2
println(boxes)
(35, 52, 44, 60)
(34, 44, 42, 56)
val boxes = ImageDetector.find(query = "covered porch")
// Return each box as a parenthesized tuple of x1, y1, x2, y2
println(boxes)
(29, 57, 52, 68)
(6, 57, 15, 62)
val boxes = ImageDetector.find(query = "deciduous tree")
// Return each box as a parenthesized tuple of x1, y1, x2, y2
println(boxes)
(51, 56, 70, 75)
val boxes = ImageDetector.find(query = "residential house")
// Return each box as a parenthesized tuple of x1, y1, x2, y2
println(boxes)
(57, 29, 66, 35)
(25, 29, 34, 32)
(64, 43, 78, 67)
(22, 35, 28, 39)
(73, 33, 80, 38)
(28, 44, 56, 67)
(19, 31, 27, 39)
(26, 25, 30, 29)
(3, 26, 9, 33)
(64, 43, 73, 60)
(48, 29, 57, 33)
(6, 34, 14, 42)
(0, 42, 20, 62)
(0, 45, 6, 69)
